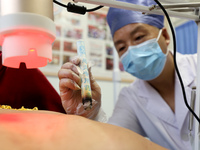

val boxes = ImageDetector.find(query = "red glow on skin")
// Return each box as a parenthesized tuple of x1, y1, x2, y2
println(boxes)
(0, 114, 22, 122)
(0, 112, 65, 140)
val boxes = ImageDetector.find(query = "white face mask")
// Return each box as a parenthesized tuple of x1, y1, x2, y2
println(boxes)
(120, 29, 168, 81)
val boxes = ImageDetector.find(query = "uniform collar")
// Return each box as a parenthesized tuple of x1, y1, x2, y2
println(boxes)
(137, 79, 176, 124)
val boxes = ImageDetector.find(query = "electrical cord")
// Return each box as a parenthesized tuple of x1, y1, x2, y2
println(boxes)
(154, 0, 200, 124)
(86, 6, 104, 12)
(53, 0, 104, 15)
(53, 0, 67, 8)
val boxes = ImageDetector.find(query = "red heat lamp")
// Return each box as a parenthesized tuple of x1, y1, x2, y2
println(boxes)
(0, 0, 56, 69)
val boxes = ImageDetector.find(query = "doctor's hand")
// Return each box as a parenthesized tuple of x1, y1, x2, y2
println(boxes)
(58, 56, 101, 119)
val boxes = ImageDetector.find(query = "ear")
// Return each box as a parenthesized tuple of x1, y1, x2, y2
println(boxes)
(161, 27, 170, 46)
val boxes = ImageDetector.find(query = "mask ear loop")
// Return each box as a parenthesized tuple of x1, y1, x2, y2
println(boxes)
(156, 29, 169, 55)
(156, 29, 163, 42)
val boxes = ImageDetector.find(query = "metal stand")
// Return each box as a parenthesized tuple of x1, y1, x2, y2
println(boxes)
(113, 47, 121, 106)
(194, 7, 200, 149)
(73, 0, 199, 20)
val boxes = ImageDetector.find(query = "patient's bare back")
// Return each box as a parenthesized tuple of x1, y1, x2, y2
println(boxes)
(0, 110, 167, 150)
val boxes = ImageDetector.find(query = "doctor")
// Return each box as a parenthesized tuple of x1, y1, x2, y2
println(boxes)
(58, 0, 197, 149)
(106, 1, 197, 150)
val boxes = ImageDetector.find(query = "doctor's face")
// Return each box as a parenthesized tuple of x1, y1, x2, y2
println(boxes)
(113, 23, 170, 58)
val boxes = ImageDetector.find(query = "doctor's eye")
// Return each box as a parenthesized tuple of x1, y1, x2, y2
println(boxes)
(135, 35, 145, 41)
(118, 46, 126, 52)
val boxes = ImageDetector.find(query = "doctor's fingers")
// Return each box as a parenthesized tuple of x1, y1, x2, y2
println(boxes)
(58, 69, 81, 87)
(59, 78, 81, 91)
(60, 62, 80, 75)
(70, 56, 81, 65)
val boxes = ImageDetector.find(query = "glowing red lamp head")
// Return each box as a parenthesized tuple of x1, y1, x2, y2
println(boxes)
(0, 0, 56, 69)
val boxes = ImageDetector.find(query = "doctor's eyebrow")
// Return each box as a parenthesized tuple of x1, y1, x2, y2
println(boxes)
(130, 25, 148, 37)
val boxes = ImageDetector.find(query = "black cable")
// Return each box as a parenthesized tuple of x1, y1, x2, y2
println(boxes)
(53, 0, 68, 8)
(53, 0, 104, 14)
(86, 6, 104, 12)
(154, 0, 200, 123)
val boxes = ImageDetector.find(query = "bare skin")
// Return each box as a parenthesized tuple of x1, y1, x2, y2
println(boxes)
(0, 109, 168, 150)
(113, 23, 175, 113)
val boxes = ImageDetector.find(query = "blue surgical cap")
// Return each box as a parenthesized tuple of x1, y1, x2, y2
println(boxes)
(107, 0, 164, 37)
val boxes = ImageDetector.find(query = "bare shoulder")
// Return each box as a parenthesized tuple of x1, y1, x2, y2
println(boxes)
(0, 110, 167, 150)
